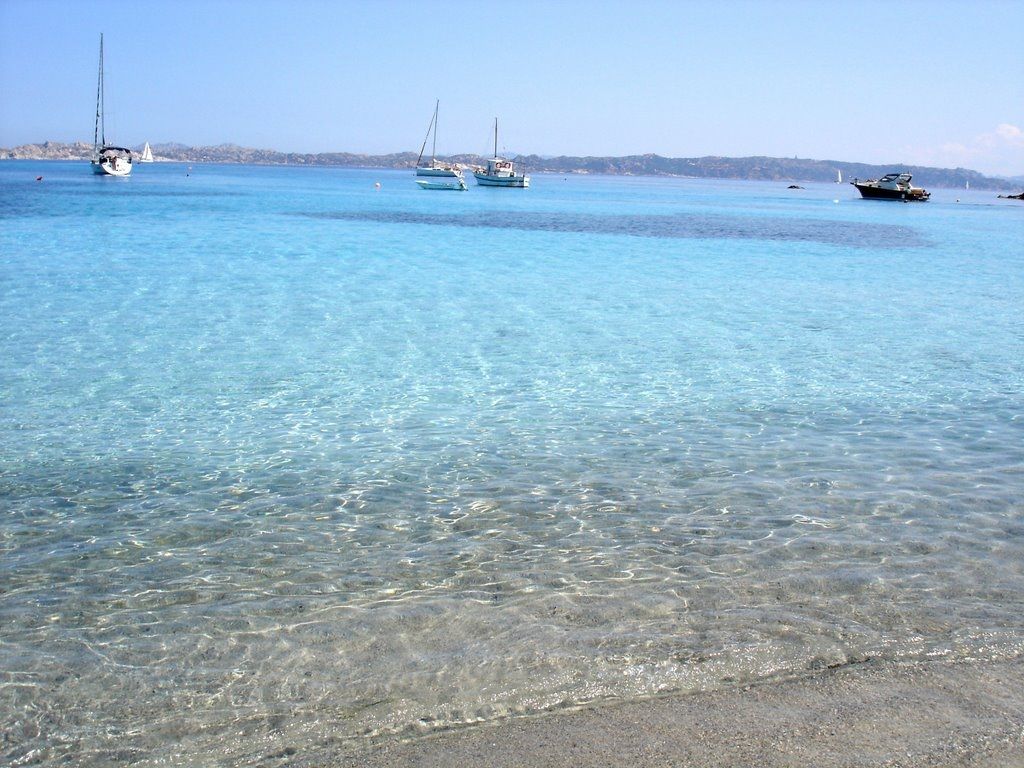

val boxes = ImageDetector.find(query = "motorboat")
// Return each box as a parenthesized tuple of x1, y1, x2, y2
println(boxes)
(851, 172, 929, 201)
(415, 176, 467, 191)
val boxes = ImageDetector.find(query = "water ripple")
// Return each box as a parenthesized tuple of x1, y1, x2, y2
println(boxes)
(1, 165, 1021, 766)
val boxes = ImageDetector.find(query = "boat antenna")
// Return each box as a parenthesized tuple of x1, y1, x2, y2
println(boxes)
(94, 33, 105, 149)
(416, 102, 437, 167)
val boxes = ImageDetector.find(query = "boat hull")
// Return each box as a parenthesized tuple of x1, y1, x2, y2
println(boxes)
(415, 178, 467, 191)
(91, 158, 132, 177)
(416, 167, 461, 177)
(474, 172, 529, 188)
(853, 183, 928, 201)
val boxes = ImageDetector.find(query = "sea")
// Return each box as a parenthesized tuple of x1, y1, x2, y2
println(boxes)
(2, 161, 1022, 766)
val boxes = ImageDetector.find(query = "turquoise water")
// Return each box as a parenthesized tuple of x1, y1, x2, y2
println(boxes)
(2, 161, 1023, 765)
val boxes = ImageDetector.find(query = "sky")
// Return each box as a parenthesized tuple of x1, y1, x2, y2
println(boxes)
(1, 0, 1022, 176)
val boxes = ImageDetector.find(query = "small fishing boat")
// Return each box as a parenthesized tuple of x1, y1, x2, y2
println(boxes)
(90, 34, 133, 177)
(851, 172, 929, 201)
(474, 118, 529, 188)
(415, 100, 461, 177)
(415, 176, 467, 191)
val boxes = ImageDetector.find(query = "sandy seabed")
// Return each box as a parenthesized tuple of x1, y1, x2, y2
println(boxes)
(298, 657, 1023, 768)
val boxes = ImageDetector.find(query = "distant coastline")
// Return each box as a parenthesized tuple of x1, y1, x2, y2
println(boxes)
(3, 140, 1019, 190)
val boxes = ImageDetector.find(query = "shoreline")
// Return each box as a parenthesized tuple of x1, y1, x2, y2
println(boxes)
(1, 153, 1017, 192)
(311, 657, 1024, 768)
(3, 160, 1018, 194)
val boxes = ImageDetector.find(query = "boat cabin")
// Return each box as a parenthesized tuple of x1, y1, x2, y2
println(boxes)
(877, 173, 913, 190)
(98, 146, 133, 159)
(484, 158, 517, 177)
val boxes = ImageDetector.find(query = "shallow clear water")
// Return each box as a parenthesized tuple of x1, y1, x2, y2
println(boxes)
(2, 162, 1023, 765)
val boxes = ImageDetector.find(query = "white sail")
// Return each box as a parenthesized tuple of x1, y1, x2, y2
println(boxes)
(836, 170, 842, 183)
(140, 142, 154, 162)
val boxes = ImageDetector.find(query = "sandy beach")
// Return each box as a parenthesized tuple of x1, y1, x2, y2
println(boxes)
(312, 657, 1024, 768)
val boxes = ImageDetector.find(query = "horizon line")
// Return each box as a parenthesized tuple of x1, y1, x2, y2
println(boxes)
(3, 139, 1020, 180)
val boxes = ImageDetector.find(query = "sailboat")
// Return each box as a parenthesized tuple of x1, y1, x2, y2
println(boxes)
(836, 169, 843, 183)
(90, 34, 132, 176)
(140, 142, 154, 163)
(473, 118, 529, 188)
(415, 100, 461, 177)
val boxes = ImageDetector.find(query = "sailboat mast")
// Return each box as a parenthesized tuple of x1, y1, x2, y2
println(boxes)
(431, 100, 438, 164)
(416, 105, 436, 167)
(493, 117, 498, 158)
(94, 33, 105, 150)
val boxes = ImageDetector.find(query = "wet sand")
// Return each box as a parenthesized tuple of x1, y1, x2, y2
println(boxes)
(311, 657, 1023, 768)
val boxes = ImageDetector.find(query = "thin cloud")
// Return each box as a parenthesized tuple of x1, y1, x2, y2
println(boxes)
(919, 123, 1024, 176)
(995, 123, 1024, 142)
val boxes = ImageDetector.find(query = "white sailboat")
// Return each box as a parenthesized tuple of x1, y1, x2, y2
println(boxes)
(836, 169, 843, 183)
(473, 118, 529, 188)
(415, 100, 461, 177)
(140, 142, 154, 163)
(90, 34, 132, 176)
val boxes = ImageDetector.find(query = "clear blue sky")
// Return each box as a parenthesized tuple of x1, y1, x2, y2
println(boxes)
(2, 0, 1022, 175)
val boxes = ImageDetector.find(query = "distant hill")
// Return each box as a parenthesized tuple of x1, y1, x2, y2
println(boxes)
(511, 153, 1016, 191)
(2, 141, 1018, 191)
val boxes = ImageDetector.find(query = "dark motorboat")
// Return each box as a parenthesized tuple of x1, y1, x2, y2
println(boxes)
(852, 172, 930, 201)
